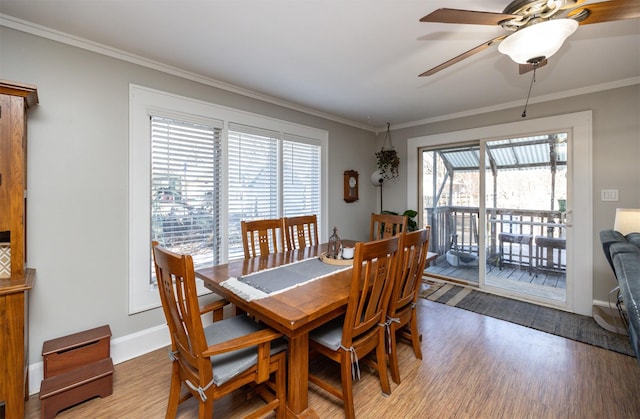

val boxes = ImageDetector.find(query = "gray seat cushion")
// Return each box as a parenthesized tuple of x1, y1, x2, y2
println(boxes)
(309, 317, 345, 351)
(203, 315, 286, 386)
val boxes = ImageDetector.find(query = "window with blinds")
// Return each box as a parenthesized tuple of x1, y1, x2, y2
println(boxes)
(130, 85, 327, 314)
(151, 116, 222, 274)
(227, 125, 321, 260)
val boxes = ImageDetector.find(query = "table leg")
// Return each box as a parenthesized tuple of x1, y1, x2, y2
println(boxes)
(286, 333, 318, 418)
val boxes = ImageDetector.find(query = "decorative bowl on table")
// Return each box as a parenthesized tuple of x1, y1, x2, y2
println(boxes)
(319, 252, 353, 266)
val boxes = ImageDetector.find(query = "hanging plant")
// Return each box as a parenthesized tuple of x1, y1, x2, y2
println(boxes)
(375, 122, 399, 180)
(375, 149, 399, 179)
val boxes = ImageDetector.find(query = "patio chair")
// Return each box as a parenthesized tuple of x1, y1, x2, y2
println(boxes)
(152, 242, 287, 418)
(308, 236, 400, 419)
(445, 211, 479, 267)
(385, 227, 430, 384)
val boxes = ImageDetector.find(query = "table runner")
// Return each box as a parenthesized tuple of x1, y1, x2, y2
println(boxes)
(221, 257, 351, 301)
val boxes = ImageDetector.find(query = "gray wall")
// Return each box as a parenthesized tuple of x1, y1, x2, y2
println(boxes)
(1, 27, 378, 364)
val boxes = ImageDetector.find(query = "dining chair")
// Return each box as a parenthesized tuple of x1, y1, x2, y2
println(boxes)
(308, 236, 400, 419)
(370, 213, 408, 241)
(152, 243, 228, 322)
(283, 214, 319, 250)
(151, 242, 287, 419)
(241, 218, 285, 259)
(384, 227, 431, 384)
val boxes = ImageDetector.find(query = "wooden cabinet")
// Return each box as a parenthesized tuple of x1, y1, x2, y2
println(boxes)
(0, 269, 35, 418)
(0, 80, 38, 419)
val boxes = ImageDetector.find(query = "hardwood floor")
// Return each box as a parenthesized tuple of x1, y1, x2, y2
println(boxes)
(23, 299, 640, 418)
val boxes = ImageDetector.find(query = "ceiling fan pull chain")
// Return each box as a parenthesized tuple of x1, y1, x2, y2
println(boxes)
(521, 67, 537, 118)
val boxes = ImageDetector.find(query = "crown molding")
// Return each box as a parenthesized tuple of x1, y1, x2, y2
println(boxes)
(3, 14, 636, 136)
(0, 14, 376, 132)
(389, 77, 640, 132)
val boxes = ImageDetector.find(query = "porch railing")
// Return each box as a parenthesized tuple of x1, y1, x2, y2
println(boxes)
(426, 206, 566, 272)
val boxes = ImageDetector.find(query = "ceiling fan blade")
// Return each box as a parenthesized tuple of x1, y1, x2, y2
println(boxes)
(568, 0, 640, 25)
(419, 36, 507, 77)
(519, 59, 548, 75)
(420, 8, 519, 25)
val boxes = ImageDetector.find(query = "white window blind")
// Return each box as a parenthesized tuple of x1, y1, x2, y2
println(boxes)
(228, 124, 279, 260)
(283, 136, 321, 229)
(151, 116, 222, 274)
(227, 126, 322, 260)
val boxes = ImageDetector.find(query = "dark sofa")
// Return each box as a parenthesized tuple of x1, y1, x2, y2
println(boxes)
(600, 229, 640, 361)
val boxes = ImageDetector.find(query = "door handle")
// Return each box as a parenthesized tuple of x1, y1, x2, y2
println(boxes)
(564, 209, 573, 227)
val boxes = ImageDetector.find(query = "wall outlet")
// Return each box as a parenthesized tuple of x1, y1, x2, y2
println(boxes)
(601, 189, 619, 201)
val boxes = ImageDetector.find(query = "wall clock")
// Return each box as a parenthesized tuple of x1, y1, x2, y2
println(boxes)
(344, 170, 358, 203)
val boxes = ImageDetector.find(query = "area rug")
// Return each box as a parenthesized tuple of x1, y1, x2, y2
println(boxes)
(420, 280, 635, 357)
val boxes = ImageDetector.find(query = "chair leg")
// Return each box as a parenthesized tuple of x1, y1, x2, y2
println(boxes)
(340, 352, 356, 419)
(376, 334, 392, 397)
(198, 398, 213, 419)
(165, 363, 181, 418)
(409, 310, 423, 360)
(388, 326, 401, 385)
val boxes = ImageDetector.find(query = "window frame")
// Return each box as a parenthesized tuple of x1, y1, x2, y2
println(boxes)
(129, 84, 328, 314)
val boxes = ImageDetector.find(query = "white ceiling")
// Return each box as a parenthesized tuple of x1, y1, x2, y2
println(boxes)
(1, 1, 638, 130)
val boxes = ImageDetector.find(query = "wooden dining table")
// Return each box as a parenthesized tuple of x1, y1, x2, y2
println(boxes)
(195, 243, 352, 418)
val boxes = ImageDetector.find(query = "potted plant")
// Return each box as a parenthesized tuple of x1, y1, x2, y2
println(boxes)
(375, 122, 399, 180)
(375, 148, 400, 180)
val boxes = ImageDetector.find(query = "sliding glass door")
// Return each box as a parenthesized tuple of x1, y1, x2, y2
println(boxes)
(422, 144, 481, 285)
(423, 133, 568, 305)
(482, 134, 567, 302)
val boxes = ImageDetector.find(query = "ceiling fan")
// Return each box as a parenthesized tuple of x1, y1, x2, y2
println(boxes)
(419, 0, 640, 77)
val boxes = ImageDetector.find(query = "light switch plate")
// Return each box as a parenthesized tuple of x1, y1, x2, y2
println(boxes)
(601, 189, 619, 201)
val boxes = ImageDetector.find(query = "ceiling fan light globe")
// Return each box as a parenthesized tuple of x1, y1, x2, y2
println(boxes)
(498, 19, 578, 64)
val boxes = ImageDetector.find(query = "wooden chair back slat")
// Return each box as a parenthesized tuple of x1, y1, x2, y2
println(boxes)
(283, 215, 319, 250)
(390, 227, 431, 317)
(241, 218, 284, 259)
(344, 237, 400, 347)
(370, 213, 408, 241)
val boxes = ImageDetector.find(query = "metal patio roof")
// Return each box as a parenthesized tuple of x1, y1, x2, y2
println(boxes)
(437, 133, 567, 173)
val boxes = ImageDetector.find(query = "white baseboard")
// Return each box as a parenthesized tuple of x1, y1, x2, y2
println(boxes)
(28, 324, 171, 395)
